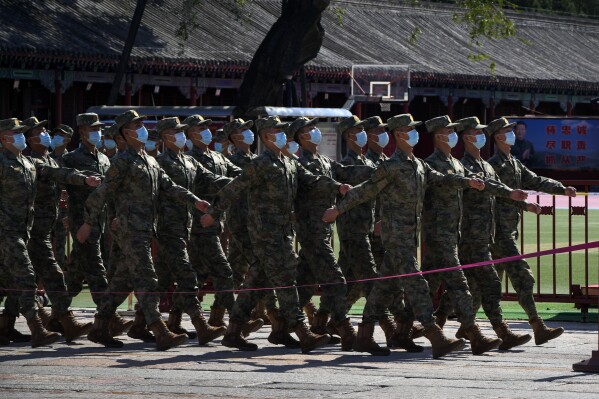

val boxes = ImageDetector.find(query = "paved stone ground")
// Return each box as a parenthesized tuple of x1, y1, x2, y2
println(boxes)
(1, 310, 598, 399)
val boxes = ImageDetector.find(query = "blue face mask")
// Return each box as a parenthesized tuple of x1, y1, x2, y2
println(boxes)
(135, 126, 148, 144)
(377, 132, 390, 148)
(446, 132, 458, 149)
(38, 132, 52, 148)
(472, 134, 486, 149)
(87, 130, 102, 147)
(12, 133, 27, 151)
(173, 132, 186, 149)
(50, 135, 65, 150)
(145, 140, 157, 152)
(404, 129, 419, 147)
(214, 142, 224, 153)
(355, 130, 367, 148)
(273, 132, 287, 149)
(287, 141, 299, 154)
(104, 138, 116, 150)
(199, 129, 212, 146)
(504, 131, 516, 146)
(186, 139, 193, 150)
(241, 129, 254, 145)
(308, 128, 322, 145)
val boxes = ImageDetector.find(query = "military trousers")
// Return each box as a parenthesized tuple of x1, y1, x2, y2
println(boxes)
(492, 238, 538, 319)
(27, 217, 71, 315)
(0, 232, 40, 320)
(52, 206, 68, 270)
(363, 247, 435, 327)
(338, 236, 378, 312)
(189, 233, 236, 313)
(155, 232, 202, 319)
(65, 223, 108, 306)
(96, 231, 162, 326)
(0, 263, 22, 317)
(230, 225, 304, 327)
(422, 242, 476, 328)
(296, 236, 348, 323)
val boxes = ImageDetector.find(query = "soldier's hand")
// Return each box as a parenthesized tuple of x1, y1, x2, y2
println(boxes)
(509, 189, 528, 201)
(338, 184, 352, 196)
(77, 223, 92, 243)
(525, 202, 541, 214)
(374, 220, 382, 237)
(62, 217, 70, 229)
(468, 178, 485, 191)
(322, 206, 340, 223)
(85, 176, 102, 187)
(110, 217, 120, 232)
(195, 200, 210, 213)
(201, 214, 215, 228)
(564, 186, 577, 197)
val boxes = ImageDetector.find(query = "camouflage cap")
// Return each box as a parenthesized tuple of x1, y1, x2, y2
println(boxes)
(387, 114, 422, 131)
(485, 117, 516, 137)
(102, 124, 118, 139)
(22, 116, 48, 132)
(455, 116, 487, 133)
(425, 115, 459, 134)
(0, 118, 28, 132)
(76, 113, 104, 127)
(115, 110, 146, 131)
(286, 117, 317, 138)
(255, 116, 289, 133)
(337, 115, 364, 135)
(223, 118, 253, 137)
(361, 116, 387, 130)
(156, 117, 188, 134)
(51, 124, 74, 137)
(182, 114, 212, 129)
(148, 129, 160, 141)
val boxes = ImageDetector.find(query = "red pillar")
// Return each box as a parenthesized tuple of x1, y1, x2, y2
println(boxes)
(447, 95, 453, 119)
(125, 82, 132, 106)
(54, 78, 62, 125)
(190, 85, 197, 106)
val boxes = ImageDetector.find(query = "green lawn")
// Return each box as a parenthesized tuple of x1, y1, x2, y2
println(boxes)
(68, 209, 598, 322)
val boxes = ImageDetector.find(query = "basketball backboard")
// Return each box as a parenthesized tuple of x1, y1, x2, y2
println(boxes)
(350, 64, 410, 102)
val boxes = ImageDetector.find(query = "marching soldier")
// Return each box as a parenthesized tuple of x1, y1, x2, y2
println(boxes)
(145, 128, 161, 157)
(201, 120, 352, 353)
(79, 110, 209, 350)
(0, 118, 100, 347)
(322, 114, 480, 358)
(487, 116, 576, 345)
(154, 116, 230, 345)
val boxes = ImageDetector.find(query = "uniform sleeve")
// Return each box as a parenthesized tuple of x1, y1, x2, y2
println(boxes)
(336, 164, 390, 214)
(519, 160, 566, 194)
(297, 162, 342, 194)
(193, 161, 233, 198)
(462, 166, 513, 199)
(332, 161, 374, 185)
(37, 164, 88, 186)
(159, 169, 200, 206)
(207, 162, 259, 218)
(226, 158, 242, 178)
(424, 162, 471, 189)
(84, 159, 127, 225)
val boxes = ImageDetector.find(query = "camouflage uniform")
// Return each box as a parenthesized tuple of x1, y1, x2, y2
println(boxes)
(337, 149, 378, 309)
(208, 148, 343, 327)
(335, 150, 473, 326)
(225, 148, 258, 287)
(155, 146, 230, 319)
(62, 142, 111, 306)
(365, 147, 388, 267)
(0, 144, 88, 321)
(295, 148, 372, 323)
(488, 151, 565, 319)
(186, 145, 240, 312)
(84, 147, 202, 326)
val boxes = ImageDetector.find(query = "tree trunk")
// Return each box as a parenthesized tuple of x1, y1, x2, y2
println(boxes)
(234, 0, 330, 117)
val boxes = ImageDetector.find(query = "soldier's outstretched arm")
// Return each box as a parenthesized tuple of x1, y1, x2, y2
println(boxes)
(334, 164, 391, 216)
(424, 162, 472, 189)
(159, 169, 202, 207)
(37, 164, 95, 187)
(225, 158, 242, 178)
(463, 167, 513, 198)
(331, 161, 374, 185)
(207, 162, 260, 219)
(519, 160, 568, 195)
(297, 162, 343, 194)
(191, 159, 233, 198)
(83, 160, 127, 226)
